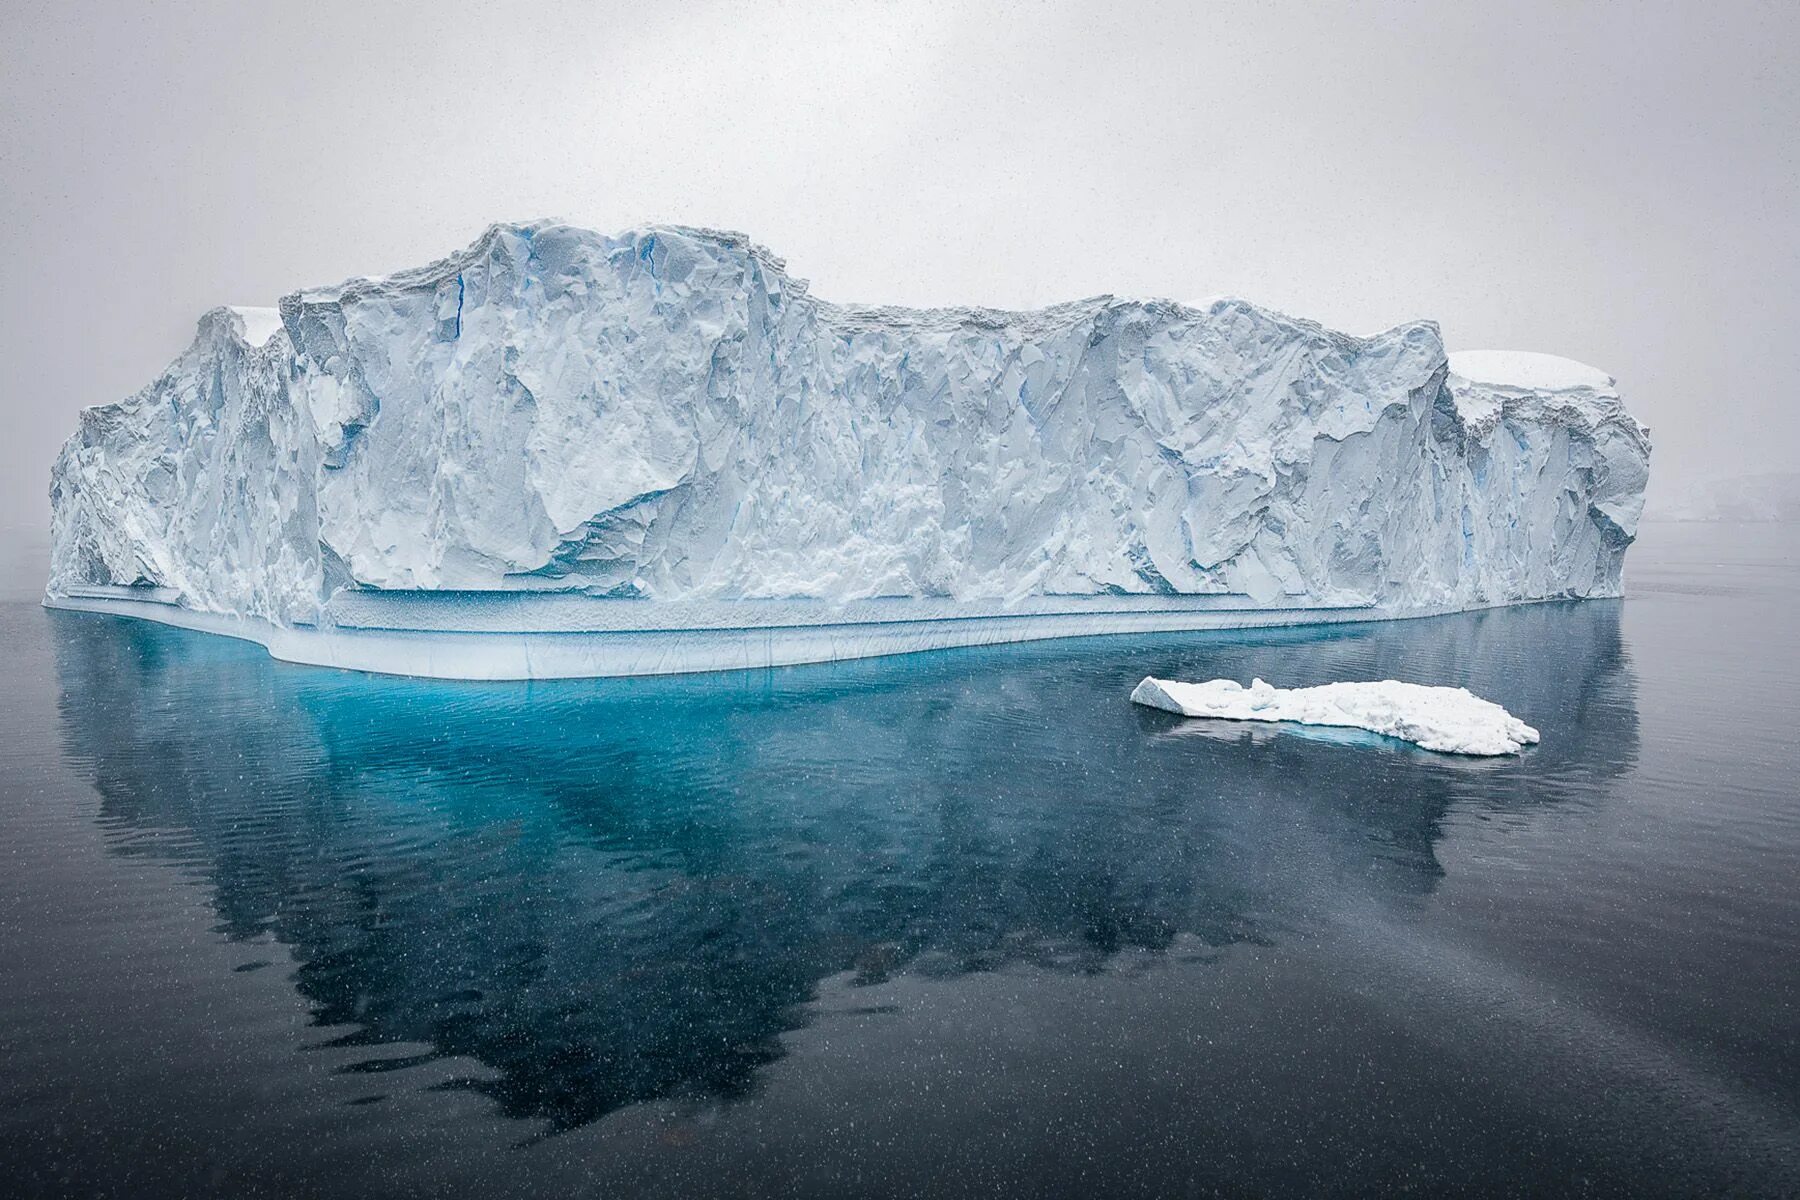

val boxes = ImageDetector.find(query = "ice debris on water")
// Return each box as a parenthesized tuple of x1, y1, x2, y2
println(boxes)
(1130, 676, 1540, 756)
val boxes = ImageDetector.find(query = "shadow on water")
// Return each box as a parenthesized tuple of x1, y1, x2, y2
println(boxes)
(49, 603, 1638, 1134)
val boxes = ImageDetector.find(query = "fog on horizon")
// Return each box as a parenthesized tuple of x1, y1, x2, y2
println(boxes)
(3, 0, 1796, 535)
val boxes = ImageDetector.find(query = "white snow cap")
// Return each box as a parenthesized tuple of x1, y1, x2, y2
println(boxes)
(1131, 676, 1539, 756)
(227, 306, 284, 349)
(1448, 350, 1614, 392)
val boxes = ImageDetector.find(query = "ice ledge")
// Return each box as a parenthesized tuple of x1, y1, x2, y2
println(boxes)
(1448, 350, 1615, 393)
(46, 590, 1513, 681)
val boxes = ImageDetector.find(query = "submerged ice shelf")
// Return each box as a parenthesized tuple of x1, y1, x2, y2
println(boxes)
(1130, 677, 1541, 756)
(46, 221, 1650, 679)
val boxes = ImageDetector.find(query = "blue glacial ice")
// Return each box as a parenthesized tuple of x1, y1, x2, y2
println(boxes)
(45, 221, 1651, 678)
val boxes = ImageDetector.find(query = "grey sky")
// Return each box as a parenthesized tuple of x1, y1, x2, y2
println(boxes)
(3, 0, 1795, 533)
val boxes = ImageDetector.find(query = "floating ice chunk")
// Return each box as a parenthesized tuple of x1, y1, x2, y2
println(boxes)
(1130, 676, 1539, 756)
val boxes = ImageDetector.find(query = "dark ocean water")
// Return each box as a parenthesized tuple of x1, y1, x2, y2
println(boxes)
(1, 523, 1796, 1197)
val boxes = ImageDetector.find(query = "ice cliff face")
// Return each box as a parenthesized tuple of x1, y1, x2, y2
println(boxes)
(48, 221, 1650, 624)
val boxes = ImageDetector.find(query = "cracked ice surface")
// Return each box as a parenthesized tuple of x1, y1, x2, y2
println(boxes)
(48, 220, 1649, 645)
(1130, 677, 1540, 756)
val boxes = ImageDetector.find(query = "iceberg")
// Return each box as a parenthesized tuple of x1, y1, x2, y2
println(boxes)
(45, 221, 1650, 679)
(1130, 677, 1540, 756)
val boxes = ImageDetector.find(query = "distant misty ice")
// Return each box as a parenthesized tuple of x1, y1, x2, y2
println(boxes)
(1646, 470, 1800, 522)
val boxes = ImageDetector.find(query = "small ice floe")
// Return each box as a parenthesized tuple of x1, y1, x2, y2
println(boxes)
(1130, 677, 1539, 756)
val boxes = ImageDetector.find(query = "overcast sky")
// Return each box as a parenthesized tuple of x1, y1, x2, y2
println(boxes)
(3, 0, 1795, 532)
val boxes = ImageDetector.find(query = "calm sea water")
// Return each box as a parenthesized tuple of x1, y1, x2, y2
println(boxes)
(1, 523, 1796, 1197)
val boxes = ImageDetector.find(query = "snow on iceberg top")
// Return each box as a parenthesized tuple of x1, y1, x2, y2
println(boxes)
(226, 306, 284, 349)
(1444, 350, 1644, 451)
(1130, 676, 1540, 756)
(1448, 350, 1615, 393)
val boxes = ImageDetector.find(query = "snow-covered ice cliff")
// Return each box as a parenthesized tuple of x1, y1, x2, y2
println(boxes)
(46, 221, 1650, 678)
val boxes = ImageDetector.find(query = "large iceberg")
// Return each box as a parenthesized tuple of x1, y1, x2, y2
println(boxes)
(46, 221, 1650, 678)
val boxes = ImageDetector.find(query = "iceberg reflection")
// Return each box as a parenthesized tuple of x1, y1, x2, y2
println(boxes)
(51, 602, 1637, 1132)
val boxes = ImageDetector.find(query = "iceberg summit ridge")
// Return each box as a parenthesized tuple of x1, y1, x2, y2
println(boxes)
(46, 220, 1651, 679)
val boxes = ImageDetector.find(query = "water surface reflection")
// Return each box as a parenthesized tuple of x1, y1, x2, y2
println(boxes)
(51, 604, 1637, 1133)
